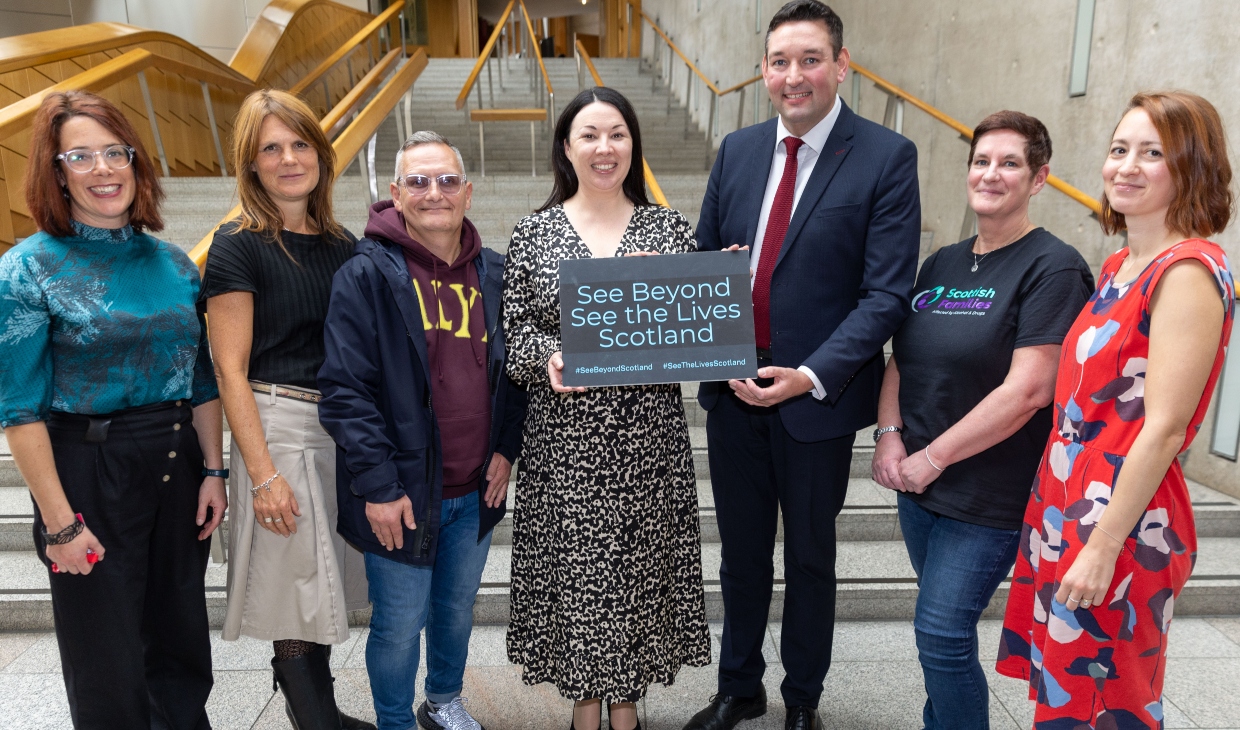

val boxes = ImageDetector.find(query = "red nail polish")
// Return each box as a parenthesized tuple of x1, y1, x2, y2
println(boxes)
(51, 562, 60, 573)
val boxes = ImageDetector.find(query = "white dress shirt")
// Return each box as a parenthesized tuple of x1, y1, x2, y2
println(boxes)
(750, 95, 843, 400)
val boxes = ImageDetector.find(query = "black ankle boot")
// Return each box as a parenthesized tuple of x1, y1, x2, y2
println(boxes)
(272, 645, 344, 730)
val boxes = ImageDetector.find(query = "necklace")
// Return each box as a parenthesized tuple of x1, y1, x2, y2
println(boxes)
(971, 225, 1035, 272)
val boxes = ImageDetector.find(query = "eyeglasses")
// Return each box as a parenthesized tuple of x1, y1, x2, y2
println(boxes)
(398, 174, 465, 196)
(56, 145, 135, 174)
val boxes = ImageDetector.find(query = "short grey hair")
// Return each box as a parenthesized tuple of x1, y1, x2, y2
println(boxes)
(394, 131, 467, 181)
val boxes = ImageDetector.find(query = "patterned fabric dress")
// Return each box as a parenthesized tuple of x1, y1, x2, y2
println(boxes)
(503, 204, 712, 705)
(996, 239, 1235, 728)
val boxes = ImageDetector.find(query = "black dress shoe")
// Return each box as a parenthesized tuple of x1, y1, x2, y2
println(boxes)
(784, 706, 822, 730)
(682, 686, 767, 730)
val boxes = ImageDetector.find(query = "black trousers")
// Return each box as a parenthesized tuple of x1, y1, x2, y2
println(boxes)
(706, 390, 855, 709)
(35, 401, 214, 730)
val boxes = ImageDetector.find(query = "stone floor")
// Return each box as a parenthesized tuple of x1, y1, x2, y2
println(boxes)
(3, 617, 1240, 729)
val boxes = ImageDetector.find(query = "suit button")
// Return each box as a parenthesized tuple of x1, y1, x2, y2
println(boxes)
(173, 423, 182, 431)
(162, 475, 171, 482)
(168, 451, 176, 459)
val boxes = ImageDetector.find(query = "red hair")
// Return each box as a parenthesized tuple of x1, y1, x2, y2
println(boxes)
(1101, 91, 1233, 237)
(26, 91, 164, 237)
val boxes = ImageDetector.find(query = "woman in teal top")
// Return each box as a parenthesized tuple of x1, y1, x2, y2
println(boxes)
(0, 90, 225, 729)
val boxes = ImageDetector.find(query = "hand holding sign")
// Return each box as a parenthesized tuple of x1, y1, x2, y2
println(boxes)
(548, 351, 587, 393)
(559, 251, 758, 387)
(729, 367, 815, 407)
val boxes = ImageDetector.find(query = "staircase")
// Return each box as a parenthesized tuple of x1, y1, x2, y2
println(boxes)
(3, 57, 1239, 631)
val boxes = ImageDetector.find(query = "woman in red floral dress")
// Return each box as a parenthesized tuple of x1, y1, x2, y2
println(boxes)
(997, 91, 1235, 729)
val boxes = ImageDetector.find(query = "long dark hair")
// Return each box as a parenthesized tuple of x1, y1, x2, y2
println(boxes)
(538, 87, 651, 211)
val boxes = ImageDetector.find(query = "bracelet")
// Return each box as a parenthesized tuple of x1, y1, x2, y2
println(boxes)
(250, 470, 280, 498)
(41, 513, 84, 546)
(924, 444, 945, 472)
(202, 468, 229, 479)
(1094, 524, 1127, 548)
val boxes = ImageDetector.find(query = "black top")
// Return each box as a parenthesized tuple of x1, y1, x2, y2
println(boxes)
(200, 224, 356, 389)
(892, 228, 1094, 530)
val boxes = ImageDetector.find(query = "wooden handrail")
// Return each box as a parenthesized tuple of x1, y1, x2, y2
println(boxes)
(640, 11, 721, 95)
(0, 48, 254, 141)
(470, 108, 547, 122)
(188, 49, 429, 269)
(455, 0, 517, 110)
(289, 0, 406, 96)
(718, 75, 763, 96)
(575, 39, 668, 208)
(320, 47, 402, 133)
(230, 0, 374, 83)
(640, 12, 759, 97)
(517, 0, 554, 96)
(849, 61, 1101, 214)
(0, 23, 253, 78)
(849, 61, 972, 138)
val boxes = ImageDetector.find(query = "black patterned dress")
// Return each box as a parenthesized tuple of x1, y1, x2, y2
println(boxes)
(503, 204, 712, 704)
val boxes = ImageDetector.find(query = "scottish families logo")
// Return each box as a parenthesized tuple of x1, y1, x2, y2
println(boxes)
(912, 285, 997, 315)
(911, 286, 944, 311)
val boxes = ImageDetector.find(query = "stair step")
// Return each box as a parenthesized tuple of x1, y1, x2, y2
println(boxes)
(2, 536, 1238, 630)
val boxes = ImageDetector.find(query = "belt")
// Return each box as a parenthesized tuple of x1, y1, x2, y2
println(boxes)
(48, 400, 186, 443)
(250, 381, 323, 403)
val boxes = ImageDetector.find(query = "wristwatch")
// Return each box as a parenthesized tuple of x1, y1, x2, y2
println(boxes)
(202, 468, 230, 479)
(872, 425, 903, 443)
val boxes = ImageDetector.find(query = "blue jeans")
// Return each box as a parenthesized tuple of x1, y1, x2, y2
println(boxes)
(897, 496, 1020, 730)
(364, 491, 493, 730)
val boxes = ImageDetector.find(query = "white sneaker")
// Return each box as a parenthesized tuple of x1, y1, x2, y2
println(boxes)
(417, 697, 484, 730)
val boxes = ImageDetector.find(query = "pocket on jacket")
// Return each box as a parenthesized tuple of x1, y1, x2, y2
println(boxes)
(813, 203, 861, 219)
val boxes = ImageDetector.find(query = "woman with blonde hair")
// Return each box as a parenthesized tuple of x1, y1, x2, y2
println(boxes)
(202, 89, 372, 730)
(997, 90, 1235, 728)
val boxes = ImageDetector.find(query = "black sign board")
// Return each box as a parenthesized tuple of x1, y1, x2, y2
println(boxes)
(559, 251, 758, 387)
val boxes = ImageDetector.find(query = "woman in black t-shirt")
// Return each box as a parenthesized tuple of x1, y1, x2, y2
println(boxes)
(201, 90, 372, 730)
(871, 111, 1093, 729)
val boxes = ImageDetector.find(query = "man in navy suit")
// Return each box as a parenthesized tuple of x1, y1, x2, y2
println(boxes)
(686, 3, 921, 729)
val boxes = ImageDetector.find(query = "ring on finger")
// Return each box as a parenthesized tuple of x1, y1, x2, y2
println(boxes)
(263, 517, 273, 523)
(1081, 599, 1093, 608)
(273, 517, 283, 523)
(1066, 597, 1080, 606)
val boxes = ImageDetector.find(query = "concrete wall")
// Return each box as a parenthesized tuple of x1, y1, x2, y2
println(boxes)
(641, 0, 1240, 497)
(2, 0, 370, 63)
(0, 0, 74, 36)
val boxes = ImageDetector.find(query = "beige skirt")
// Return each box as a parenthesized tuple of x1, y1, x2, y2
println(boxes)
(222, 387, 368, 643)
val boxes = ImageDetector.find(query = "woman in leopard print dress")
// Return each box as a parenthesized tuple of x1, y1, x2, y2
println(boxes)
(503, 87, 711, 730)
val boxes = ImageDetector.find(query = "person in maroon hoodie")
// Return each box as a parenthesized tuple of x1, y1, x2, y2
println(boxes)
(318, 131, 526, 730)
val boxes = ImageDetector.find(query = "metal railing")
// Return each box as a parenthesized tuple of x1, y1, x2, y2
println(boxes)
(847, 60, 1103, 225)
(189, 48, 429, 269)
(640, 12, 1101, 225)
(575, 39, 668, 208)
(289, 0, 409, 117)
(454, 0, 555, 166)
(641, 11, 760, 169)
(0, 48, 252, 180)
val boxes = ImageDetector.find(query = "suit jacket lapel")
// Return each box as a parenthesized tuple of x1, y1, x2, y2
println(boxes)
(742, 119, 779, 254)
(775, 103, 857, 270)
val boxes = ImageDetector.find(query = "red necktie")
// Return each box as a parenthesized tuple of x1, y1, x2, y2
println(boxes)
(753, 136, 804, 351)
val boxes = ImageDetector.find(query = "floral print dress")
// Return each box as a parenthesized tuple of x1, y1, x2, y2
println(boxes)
(996, 239, 1234, 728)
